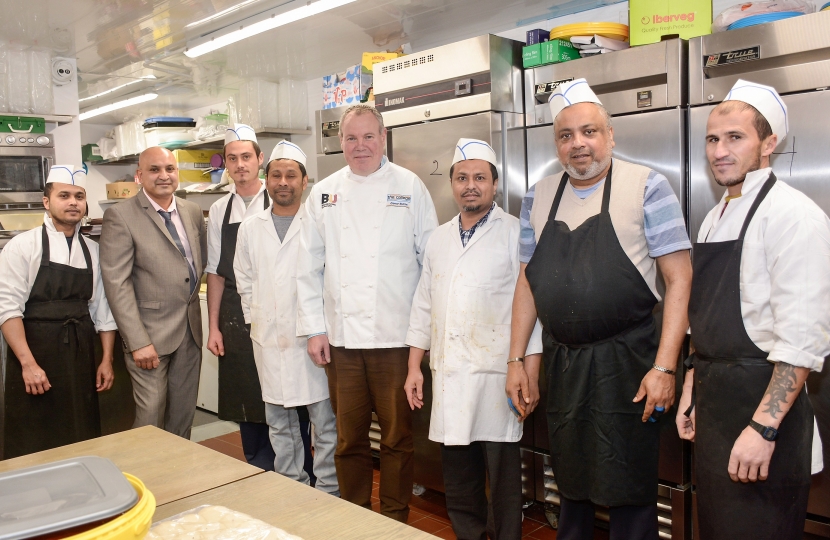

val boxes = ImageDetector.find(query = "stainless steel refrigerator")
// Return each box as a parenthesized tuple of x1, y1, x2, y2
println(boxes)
(688, 11, 830, 538)
(523, 38, 691, 540)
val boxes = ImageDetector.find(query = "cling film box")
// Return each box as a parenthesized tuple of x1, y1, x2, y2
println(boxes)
(523, 40, 579, 68)
(629, 0, 712, 45)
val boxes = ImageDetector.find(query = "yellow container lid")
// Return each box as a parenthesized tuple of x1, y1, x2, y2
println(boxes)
(66, 473, 155, 540)
(550, 22, 629, 42)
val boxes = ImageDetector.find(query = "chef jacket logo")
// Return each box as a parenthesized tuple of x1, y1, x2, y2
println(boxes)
(387, 194, 412, 207)
(322, 193, 338, 207)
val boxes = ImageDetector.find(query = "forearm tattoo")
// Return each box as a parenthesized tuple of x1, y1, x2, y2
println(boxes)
(762, 363, 797, 420)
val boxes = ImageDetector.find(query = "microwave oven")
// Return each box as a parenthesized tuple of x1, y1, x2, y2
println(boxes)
(0, 133, 55, 204)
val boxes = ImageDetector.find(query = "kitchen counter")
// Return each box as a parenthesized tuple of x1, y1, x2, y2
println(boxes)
(0, 426, 437, 539)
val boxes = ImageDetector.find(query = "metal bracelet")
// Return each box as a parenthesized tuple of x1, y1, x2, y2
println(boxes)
(652, 364, 676, 376)
(507, 357, 524, 365)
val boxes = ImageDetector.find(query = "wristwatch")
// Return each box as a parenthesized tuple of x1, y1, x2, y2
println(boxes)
(749, 419, 779, 441)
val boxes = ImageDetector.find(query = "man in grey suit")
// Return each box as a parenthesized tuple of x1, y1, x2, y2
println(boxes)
(100, 146, 207, 439)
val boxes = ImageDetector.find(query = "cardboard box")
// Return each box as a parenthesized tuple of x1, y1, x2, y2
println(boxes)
(173, 149, 217, 169)
(629, 0, 712, 46)
(526, 29, 550, 45)
(541, 39, 581, 64)
(323, 64, 372, 109)
(179, 169, 212, 183)
(523, 44, 542, 68)
(361, 52, 400, 74)
(106, 182, 140, 199)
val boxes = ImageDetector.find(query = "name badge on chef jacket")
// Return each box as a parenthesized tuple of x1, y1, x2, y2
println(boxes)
(387, 194, 411, 207)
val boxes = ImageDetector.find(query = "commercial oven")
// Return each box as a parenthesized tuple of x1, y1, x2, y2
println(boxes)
(373, 34, 530, 495)
(688, 11, 830, 538)
(314, 106, 348, 182)
(524, 38, 691, 540)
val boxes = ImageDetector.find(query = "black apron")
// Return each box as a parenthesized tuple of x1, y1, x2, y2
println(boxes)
(216, 192, 269, 423)
(2, 226, 100, 459)
(689, 172, 813, 540)
(525, 161, 662, 507)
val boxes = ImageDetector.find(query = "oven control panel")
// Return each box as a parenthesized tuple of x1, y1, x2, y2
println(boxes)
(1, 134, 53, 147)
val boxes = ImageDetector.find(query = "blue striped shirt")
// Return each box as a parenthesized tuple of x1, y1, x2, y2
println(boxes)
(519, 170, 690, 263)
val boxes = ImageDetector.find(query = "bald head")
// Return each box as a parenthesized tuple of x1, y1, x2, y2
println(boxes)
(136, 146, 179, 206)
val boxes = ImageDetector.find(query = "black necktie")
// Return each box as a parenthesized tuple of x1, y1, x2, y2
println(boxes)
(158, 210, 197, 294)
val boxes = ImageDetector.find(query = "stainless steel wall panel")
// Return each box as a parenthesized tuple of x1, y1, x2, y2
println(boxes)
(689, 11, 830, 105)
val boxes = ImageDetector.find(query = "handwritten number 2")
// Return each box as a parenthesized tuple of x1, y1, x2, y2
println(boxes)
(430, 160, 441, 176)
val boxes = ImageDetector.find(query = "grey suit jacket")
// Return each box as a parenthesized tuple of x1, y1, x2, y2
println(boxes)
(100, 189, 207, 356)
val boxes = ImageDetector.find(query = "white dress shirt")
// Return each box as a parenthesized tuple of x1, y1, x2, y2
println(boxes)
(146, 195, 196, 276)
(698, 167, 830, 473)
(296, 161, 438, 348)
(206, 182, 268, 275)
(0, 214, 117, 331)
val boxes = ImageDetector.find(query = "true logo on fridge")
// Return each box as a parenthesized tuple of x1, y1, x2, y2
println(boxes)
(322, 193, 338, 208)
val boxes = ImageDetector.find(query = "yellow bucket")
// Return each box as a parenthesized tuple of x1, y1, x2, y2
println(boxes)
(66, 473, 156, 540)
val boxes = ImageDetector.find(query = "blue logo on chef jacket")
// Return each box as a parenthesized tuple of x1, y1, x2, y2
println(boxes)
(322, 193, 338, 208)
(387, 194, 412, 207)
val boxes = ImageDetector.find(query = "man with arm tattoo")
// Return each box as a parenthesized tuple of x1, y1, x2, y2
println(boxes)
(676, 80, 830, 540)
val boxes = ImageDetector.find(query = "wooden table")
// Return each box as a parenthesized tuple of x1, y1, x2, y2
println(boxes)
(154, 472, 437, 540)
(0, 426, 262, 506)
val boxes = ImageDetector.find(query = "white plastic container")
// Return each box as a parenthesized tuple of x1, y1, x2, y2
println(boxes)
(143, 127, 195, 147)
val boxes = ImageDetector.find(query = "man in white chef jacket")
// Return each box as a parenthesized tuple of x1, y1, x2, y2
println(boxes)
(404, 139, 543, 539)
(205, 124, 274, 470)
(235, 141, 339, 495)
(0, 165, 117, 459)
(297, 104, 439, 522)
(676, 80, 830, 540)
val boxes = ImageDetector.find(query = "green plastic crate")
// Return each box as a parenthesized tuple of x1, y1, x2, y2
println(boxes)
(0, 116, 46, 134)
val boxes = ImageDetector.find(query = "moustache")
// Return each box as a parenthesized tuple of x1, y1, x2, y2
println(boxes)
(461, 190, 481, 197)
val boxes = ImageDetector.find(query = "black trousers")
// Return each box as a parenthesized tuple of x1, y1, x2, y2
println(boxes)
(441, 441, 523, 540)
(239, 422, 276, 471)
(557, 497, 658, 540)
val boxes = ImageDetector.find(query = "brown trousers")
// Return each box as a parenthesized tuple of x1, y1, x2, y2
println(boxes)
(326, 346, 413, 522)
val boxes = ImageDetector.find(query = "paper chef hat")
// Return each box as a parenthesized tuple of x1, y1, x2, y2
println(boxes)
(268, 140, 308, 168)
(548, 78, 602, 121)
(451, 138, 497, 167)
(47, 165, 86, 189)
(224, 123, 258, 145)
(723, 79, 788, 145)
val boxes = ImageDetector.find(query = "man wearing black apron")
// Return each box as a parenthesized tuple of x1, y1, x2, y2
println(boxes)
(676, 80, 830, 540)
(507, 79, 693, 539)
(0, 165, 117, 459)
(205, 124, 274, 470)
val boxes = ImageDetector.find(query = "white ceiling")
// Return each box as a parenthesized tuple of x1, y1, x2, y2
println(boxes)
(0, 0, 616, 123)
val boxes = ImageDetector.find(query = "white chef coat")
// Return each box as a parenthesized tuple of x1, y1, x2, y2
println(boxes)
(205, 182, 269, 275)
(406, 206, 544, 445)
(234, 205, 329, 407)
(698, 167, 830, 474)
(0, 214, 117, 332)
(296, 161, 438, 348)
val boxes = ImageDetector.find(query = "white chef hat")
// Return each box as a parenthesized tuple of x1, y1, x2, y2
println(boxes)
(452, 138, 497, 167)
(224, 123, 258, 145)
(47, 165, 86, 189)
(548, 78, 602, 121)
(723, 79, 788, 145)
(268, 140, 307, 168)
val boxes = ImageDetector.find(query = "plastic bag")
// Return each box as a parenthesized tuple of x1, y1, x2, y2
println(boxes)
(29, 48, 53, 114)
(712, 0, 815, 32)
(146, 505, 304, 540)
(7, 46, 30, 113)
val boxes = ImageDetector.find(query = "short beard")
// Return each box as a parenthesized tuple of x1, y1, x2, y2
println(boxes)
(564, 152, 612, 180)
(273, 190, 297, 207)
(462, 204, 482, 213)
(713, 152, 762, 188)
(51, 213, 81, 230)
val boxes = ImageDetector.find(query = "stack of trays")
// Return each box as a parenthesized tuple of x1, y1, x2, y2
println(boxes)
(549, 22, 629, 42)
(143, 116, 196, 149)
(727, 11, 804, 29)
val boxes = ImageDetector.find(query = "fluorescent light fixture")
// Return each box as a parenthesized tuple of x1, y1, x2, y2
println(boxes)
(185, 0, 357, 58)
(79, 92, 159, 121)
(185, 0, 261, 29)
(79, 75, 157, 103)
